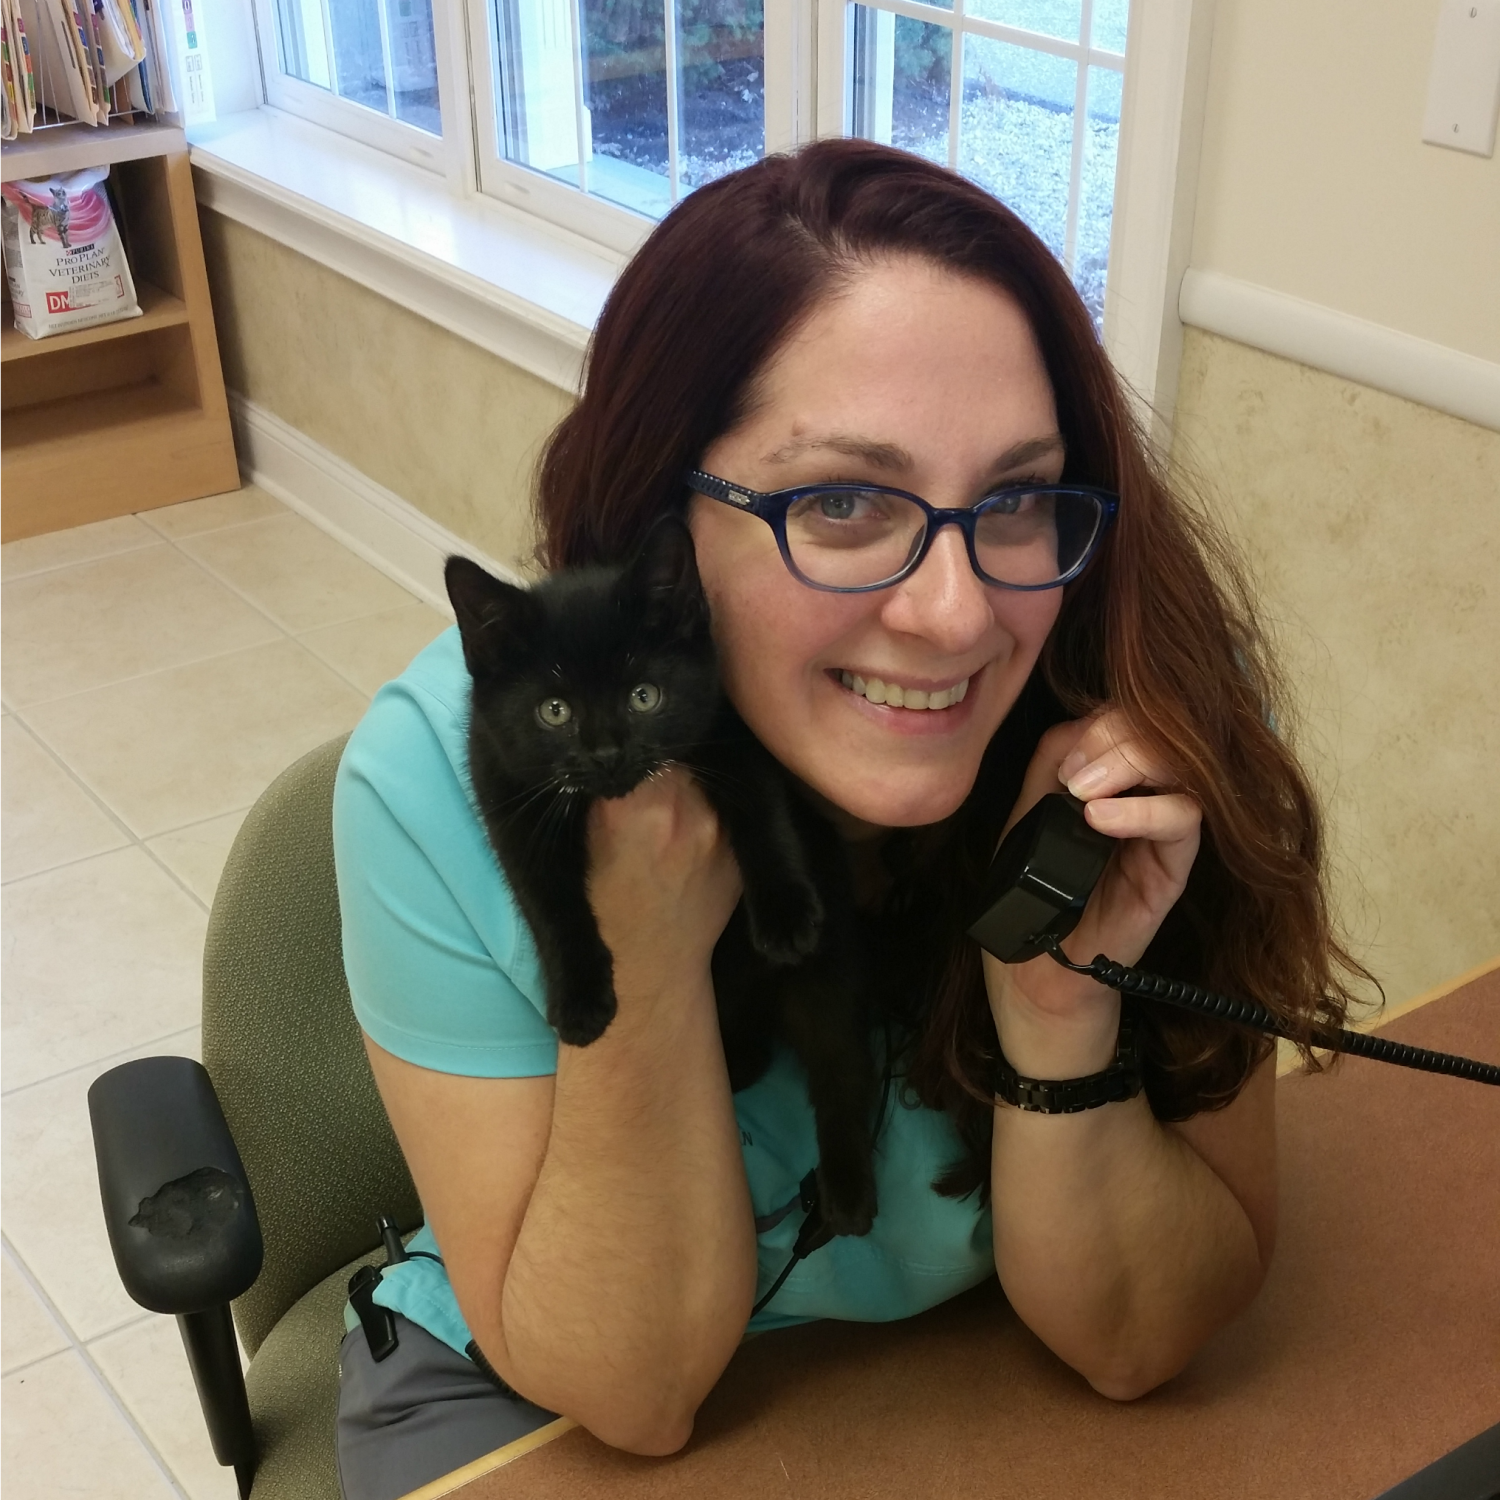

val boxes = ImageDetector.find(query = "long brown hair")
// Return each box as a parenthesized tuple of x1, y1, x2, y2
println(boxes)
(536, 139, 1370, 1196)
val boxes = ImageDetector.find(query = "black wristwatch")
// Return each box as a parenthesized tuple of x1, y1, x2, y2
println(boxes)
(994, 1012, 1143, 1114)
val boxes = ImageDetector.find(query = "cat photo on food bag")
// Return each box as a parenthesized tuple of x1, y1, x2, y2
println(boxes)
(26, 186, 71, 247)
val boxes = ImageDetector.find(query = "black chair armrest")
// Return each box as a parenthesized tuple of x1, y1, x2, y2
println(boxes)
(89, 1056, 263, 1314)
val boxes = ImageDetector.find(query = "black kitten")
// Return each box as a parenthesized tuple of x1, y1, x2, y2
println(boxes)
(446, 519, 879, 1236)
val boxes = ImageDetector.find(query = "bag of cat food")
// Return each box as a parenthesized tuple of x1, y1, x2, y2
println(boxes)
(1, 165, 140, 340)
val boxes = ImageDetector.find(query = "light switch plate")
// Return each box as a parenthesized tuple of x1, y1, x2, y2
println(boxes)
(1422, 0, 1500, 156)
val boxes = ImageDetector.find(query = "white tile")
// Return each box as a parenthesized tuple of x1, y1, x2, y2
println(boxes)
(2, 1031, 201, 1343)
(299, 602, 450, 697)
(1, 848, 207, 1091)
(139, 485, 286, 540)
(1, 544, 282, 707)
(2, 717, 129, 883)
(179, 512, 417, 634)
(1, 514, 159, 581)
(24, 638, 368, 839)
(91, 1317, 241, 1500)
(2, 1247, 69, 1373)
(146, 811, 250, 907)
(2, 1349, 178, 1499)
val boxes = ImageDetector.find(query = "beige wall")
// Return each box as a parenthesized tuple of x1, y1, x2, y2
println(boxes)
(198, 210, 575, 577)
(1172, 328, 1500, 1008)
(1192, 0, 1500, 363)
(1182, 0, 1500, 1003)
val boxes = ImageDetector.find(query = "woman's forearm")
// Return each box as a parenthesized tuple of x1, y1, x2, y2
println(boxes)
(988, 993, 1265, 1399)
(501, 971, 757, 1453)
(978, 716, 1279, 1400)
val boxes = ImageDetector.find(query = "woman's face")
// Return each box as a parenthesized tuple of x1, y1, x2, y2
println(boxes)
(690, 257, 1066, 830)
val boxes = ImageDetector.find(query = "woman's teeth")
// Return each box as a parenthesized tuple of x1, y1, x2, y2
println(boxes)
(839, 671, 970, 711)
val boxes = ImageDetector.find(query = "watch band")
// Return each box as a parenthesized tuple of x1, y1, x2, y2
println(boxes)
(994, 1012, 1143, 1114)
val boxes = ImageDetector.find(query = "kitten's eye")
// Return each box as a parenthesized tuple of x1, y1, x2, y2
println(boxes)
(628, 683, 663, 714)
(536, 698, 572, 728)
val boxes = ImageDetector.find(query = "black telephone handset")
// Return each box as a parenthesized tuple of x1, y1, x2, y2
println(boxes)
(968, 793, 1500, 1087)
(968, 792, 1118, 965)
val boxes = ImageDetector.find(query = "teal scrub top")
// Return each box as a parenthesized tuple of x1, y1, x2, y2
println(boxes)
(331, 627, 995, 1358)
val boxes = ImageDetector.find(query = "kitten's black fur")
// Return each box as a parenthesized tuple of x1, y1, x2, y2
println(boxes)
(445, 519, 879, 1236)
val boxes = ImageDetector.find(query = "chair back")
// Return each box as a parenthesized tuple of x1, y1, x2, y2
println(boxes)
(202, 735, 420, 1356)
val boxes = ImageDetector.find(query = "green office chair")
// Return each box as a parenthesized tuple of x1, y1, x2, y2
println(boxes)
(89, 734, 421, 1500)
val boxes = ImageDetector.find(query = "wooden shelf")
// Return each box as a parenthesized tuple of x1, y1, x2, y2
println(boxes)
(2, 379, 199, 450)
(1, 150, 239, 541)
(2, 399, 235, 533)
(0, 119, 186, 183)
(1, 282, 190, 363)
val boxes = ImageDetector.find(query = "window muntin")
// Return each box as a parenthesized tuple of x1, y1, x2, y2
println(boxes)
(847, 0, 1127, 324)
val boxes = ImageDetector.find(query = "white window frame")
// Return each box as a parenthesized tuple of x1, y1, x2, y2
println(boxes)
(251, 0, 468, 177)
(462, 0, 818, 255)
(243, 0, 1210, 424)
(464, 0, 646, 253)
(1102, 0, 1214, 432)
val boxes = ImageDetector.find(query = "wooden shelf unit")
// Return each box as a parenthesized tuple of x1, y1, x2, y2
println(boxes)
(2, 281, 190, 362)
(1, 147, 239, 541)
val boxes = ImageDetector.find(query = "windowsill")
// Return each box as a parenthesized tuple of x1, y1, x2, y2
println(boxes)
(189, 108, 627, 393)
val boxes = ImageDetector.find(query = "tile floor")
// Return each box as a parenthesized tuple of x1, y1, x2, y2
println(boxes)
(2, 486, 450, 1498)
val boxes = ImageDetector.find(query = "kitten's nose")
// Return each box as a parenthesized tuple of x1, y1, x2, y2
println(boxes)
(593, 744, 625, 767)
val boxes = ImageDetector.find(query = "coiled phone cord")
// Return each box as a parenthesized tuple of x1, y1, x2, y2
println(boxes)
(1039, 936, 1500, 1086)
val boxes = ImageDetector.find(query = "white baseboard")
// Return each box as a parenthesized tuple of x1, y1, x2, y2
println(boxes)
(1179, 270, 1500, 433)
(228, 393, 525, 614)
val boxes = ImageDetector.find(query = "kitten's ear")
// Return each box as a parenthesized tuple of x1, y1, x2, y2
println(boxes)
(445, 555, 536, 678)
(627, 516, 707, 631)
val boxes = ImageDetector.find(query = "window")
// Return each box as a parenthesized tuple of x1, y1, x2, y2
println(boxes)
(262, 0, 453, 168)
(275, 0, 441, 131)
(842, 0, 1126, 323)
(467, 0, 775, 249)
(486, 0, 766, 217)
(255, 0, 1134, 321)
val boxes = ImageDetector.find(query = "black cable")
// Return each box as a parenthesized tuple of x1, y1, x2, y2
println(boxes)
(1039, 937, 1500, 1086)
(752, 1170, 832, 1317)
(752, 1251, 803, 1317)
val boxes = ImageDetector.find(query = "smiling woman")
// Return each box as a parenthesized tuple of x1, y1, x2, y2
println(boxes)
(331, 138, 1369, 1497)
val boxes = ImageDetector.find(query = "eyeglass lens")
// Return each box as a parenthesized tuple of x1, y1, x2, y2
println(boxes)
(782, 489, 1103, 589)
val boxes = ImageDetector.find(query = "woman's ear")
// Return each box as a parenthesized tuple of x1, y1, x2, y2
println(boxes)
(444, 556, 536, 678)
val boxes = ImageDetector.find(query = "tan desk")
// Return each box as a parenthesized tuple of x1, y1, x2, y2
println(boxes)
(422, 968, 1500, 1500)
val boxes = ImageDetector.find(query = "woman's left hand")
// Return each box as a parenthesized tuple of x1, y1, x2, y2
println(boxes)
(986, 708, 1201, 1061)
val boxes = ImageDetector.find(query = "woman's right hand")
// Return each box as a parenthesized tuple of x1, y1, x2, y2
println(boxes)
(586, 767, 743, 1008)
(375, 769, 754, 1456)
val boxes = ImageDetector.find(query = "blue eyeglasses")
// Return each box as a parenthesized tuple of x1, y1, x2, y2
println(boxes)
(685, 470, 1119, 594)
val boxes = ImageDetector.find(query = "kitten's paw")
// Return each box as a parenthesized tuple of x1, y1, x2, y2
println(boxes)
(550, 991, 618, 1047)
(816, 1161, 878, 1239)
(744, 885, 825, 966)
